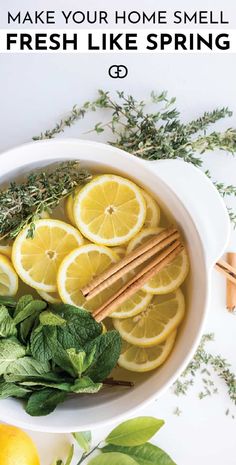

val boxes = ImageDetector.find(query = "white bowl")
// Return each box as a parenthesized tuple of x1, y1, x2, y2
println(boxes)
(0, 139, 230, 432)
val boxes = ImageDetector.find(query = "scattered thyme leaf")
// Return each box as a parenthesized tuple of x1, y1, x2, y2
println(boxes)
(173, 333, 236, 408)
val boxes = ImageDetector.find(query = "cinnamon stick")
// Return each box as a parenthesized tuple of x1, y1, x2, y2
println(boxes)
(215, 260, 236, 285)
(93, 241, 183, 323)
(82, 226, 179, 300)
(226, 253, 236, 312)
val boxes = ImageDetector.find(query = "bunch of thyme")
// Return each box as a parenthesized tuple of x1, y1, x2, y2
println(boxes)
(34, 89, 236, 227)
(0, 161, 91, 240)
(173, 334, 236, 407)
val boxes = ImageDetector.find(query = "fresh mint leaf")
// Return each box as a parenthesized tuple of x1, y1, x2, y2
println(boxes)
(88, 452, 138, 465)
(5, 356, 50, 376)
(66, 346, 97, 377)
(53, 304, 102, 344)
(72, 376, 102, 394)
(0, 305, 16, 337)
(5, 371, 64, 384)
(0, 296, 16, 308)
(30, 325, 57, 362)
(85, 331, 121, 382)
(26, 388, 67, 416)
(14, 296, 47, 325)
(40, 311, 66, 326)
(66, 349, 85, 376)
(52, 345, 76, 377)
(101, 443, 177, 465)
(106, 417, 164, 446)
(0, 338, 26, 375)
(73, 431, 92, 453)
(19, 313, 39, 343)
(0, 381, 30, 399)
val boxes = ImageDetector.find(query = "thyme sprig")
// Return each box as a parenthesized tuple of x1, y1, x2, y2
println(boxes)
(0, 161, 91, 240)
(34, 89, 236, 227)
(174, 334, 236, 406)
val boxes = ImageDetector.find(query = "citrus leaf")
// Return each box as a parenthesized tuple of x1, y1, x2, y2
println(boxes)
(106, 417, 164, 446)
(88, 452, 138, 465)
(102, 443, 177, 465)
(73, 431, 92, 453)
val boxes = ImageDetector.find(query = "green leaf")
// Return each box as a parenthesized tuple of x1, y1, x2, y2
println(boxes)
(26, 388, 67, 416)
(106, 417, 164, 446)
(52, 345, 76, 377)
(0, 296, 17, 308)
(40, 311, 66, 326)
(30, 325, 57, 362)
(88, 452, 138, 465)
(14, 295, 47, 325)
(66, 349, 85, 376)
(73, 431, 91, 453)
(5, 356, 50, 376)
(65, 445, 74, 465)
(5, 371, 64, 384)
(0, 305, 16, 337)
(102, 443, 177, 465)
(72, 376, 102, 394)
(0, 338, 26, 375)
(0, 381, 30, 399)
(52, 304, 102, 345)
(19, 313, 39, 343)
(85, 331, 121, 382)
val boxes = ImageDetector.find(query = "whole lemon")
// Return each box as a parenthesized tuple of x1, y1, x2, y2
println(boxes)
(0, 424, 40, 465)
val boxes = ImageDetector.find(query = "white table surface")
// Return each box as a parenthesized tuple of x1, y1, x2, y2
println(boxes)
(0, 0, 236, 463)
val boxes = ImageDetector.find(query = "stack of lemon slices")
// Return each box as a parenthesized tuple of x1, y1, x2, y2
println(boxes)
(5, 174, 189, 374)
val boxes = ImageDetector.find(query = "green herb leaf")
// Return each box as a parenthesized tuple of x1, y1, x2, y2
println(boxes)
(72, 431, 92, 453)
(40, 311, 66, 326)
(85, 331, 121, 382)
(30, 325, 58, 362)
(106, 417, 164, 446)
(53, 304, 102, 345)
(88, 452, 138, 465)
(5, 356, 50, 376)
(14, 295, 47, 325)
(66, 349, 85, 377)
(0, 305, 16, 338)
(26, 388, 67, 416)
(5, 371, 64, 384)
(102, 443, 177, 465)
(0, 338, 26, 375)
(0, 296, 17, 308)
(65, 445, 74, 465)
(66, 347, 96, 377)
(72, 376, 102, 394)
(19, 312, 39, 343)
(0, 381, 30, 399)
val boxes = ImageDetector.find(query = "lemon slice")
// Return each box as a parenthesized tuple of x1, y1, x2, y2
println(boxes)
(110, 290, 152, 319)
(0, 254, 18, 296)
(12, 219, 84, 292)
(0, 243, 12, 258)
(118, 330, 177, 372)
(126, 227, 163, 254)
(142, 190, 160, 228)
(73, 175, 146, 246)
(113, 288, 185, 347)
(58, 244, 121, 311)
(65, 195, 76, 227)
(127, 227, 189, 294)
(37, 289, 61, 304)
